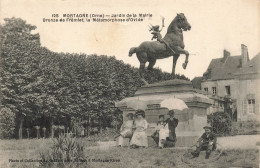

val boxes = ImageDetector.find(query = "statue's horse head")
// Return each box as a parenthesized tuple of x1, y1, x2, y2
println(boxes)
(176, 13, 191, 31)
(167, 13, 191, 33)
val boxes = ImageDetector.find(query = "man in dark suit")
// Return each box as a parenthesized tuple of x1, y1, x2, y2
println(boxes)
(164, 110, 178, 147)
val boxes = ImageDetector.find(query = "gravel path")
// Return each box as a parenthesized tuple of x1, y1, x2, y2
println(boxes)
(217, 135, 260, 149)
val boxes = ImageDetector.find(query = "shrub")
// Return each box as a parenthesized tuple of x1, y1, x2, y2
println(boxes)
(0, 108, 15, 139)
(39, 135, 86, 168)
(207, 112, 232, 136)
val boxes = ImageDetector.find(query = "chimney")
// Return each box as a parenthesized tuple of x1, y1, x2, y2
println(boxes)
(241, 44, 249, 67)
(222, 49, 230, 62)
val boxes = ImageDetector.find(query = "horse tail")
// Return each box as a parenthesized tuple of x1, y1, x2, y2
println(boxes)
(129, 47, 138, 57)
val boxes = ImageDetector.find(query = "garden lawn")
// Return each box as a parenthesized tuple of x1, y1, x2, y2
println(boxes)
(0, 138, 259, 168)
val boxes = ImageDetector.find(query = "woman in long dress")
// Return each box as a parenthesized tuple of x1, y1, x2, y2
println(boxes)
(130, 110, 149, 148)
(114, 113, 134, 146)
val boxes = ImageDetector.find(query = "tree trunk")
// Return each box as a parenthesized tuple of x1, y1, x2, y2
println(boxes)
(26, 128, 29, 139)
(58, 126, 61, 137)
(50, 119, 54, 138)
(43, 127, 46, 138)
(66, 116, 70, 134)
(87, 116, 90, 137)
(99, 117, 102, 134)
(19, 119, 23, 139)
(36, 126, 40, 139)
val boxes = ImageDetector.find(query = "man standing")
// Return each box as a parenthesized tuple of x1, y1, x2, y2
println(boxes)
(164, 110, 178, 147)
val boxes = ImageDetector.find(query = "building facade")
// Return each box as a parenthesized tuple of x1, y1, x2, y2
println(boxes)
(201, 44, 260, 121)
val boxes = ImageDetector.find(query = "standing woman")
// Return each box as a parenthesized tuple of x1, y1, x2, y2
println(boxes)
(130, 110, 149, 148)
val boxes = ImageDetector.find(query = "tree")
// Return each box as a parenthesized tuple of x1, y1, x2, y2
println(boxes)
(1, 18, 41, 138)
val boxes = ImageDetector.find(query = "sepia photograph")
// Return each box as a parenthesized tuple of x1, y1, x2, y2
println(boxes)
(0, 0, 259, 167)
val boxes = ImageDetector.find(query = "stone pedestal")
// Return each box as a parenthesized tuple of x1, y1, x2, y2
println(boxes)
(115, 79, 213, 147)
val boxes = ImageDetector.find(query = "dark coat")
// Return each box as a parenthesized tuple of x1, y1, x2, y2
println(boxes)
(166, 118, 178, 139)
(198, 132, 217, 145)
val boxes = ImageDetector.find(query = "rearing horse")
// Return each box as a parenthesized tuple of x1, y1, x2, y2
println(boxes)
(129, 13, 191, 78)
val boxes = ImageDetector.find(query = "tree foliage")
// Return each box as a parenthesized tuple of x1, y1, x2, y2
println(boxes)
(0, 108, 15, 138)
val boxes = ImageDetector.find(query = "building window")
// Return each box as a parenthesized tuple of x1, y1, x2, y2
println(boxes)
(204, 87, 208, 92)
(212, 87, 217, 95)
(225, 86, 231, 95)
(248, 99, 255, 113)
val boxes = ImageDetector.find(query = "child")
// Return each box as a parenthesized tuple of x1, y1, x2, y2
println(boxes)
(156, 115, 169, 148)
(130, 110, 149, 148)
(114, 113, 134, 147)
(191, 124, 217, 159)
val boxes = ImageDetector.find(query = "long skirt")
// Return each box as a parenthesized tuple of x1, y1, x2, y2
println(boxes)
(159, 129, 169, 147)
(130, 131, 148, 147)
(118, 129, 132, 146)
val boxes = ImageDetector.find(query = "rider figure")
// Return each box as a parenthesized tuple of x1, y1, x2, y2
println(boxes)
(150, 25, 163, 42)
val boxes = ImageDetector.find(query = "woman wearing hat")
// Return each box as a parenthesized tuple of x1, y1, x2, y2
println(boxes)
(191, 124, 217, 159)
(114, 113, 134, 147)
(130, 110, 149, 148)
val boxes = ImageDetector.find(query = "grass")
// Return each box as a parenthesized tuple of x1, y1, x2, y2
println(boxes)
(0, 138, 259, 168)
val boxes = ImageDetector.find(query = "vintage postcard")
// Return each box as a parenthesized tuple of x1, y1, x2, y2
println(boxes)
(0, 0, 259, 167)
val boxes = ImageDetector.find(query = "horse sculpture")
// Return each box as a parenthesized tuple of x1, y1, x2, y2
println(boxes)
(129, 13, 191, 80)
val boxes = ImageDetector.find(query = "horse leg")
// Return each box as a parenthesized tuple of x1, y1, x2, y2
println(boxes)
(172, 55, 180, 77)
(137, 52, 149, 85)
(139, 62, 149, 85)
(175, 47, 189, 69)
(139, 62, 146, 77)
(147, 58, 156, 70)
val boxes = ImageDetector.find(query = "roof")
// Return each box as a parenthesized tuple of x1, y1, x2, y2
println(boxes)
(234, 53, 260, 76)
(191, 77, 203, 89)
(204, 55, 242, 80)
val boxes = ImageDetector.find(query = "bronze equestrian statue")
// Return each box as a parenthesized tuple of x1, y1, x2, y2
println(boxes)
(129, 13, 191, 80)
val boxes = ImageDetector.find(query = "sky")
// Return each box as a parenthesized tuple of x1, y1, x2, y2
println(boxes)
(1, 0, 259, 79)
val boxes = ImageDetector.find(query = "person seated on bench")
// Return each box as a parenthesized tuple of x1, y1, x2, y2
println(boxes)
(130, 110, 149, 148)
(191, 124, 217, 159)
(114, 113, 134, 147)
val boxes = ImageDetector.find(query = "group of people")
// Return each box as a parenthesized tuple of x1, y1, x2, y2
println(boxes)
(114, 110, 149, 148)
(114, 109, 217, 159)
(114, 109, 179, 149)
